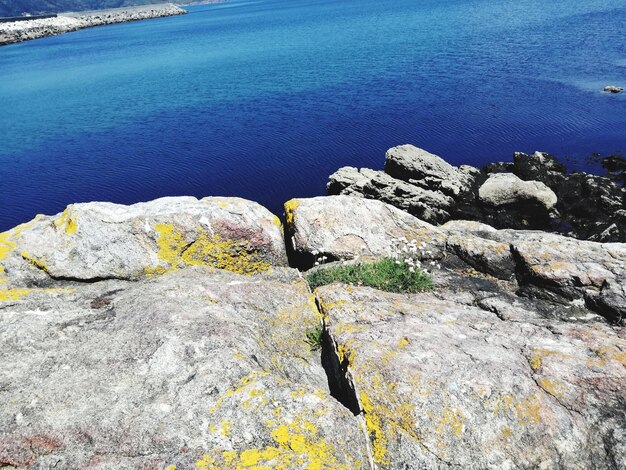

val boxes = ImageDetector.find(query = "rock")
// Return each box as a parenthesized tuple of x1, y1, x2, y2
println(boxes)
(513, 151, 567, 187)
(483, 161, 514, 174)
(445, 233, 515, 280)
(479, 173, 557, 210)
(555, 172, 626, 241)
(0, 267, 369, 468)
(284, 196, 447, 269)
(0, 196, 287, 284)
(603, 85, 624, 94)
(328, 145, 626, 242)
(384, 145, 479, 198)
(317, 284, 626, 468)
(328, 167, 455, 224)
(511, 232, 626, 319)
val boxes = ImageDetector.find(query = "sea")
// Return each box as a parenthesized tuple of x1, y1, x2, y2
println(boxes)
(0, 0, 625, 230)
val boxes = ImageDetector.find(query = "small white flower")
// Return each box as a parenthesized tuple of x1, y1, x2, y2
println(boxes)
(312, 250, 319, 256)
(408, 266, 415, 273)
(430, 261, 436, 266)
(436, 263, 441, 269)
(395, 260, 401, 265)
(314, 261, 320, 266)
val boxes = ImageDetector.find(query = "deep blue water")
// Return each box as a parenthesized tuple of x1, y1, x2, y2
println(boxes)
(1, 0, 625, 230)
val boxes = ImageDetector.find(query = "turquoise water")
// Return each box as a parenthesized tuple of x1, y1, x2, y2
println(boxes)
(1, 0, 625, 230)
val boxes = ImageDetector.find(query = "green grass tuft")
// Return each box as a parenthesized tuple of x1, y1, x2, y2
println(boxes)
(306, 258, 433, 293)
(305, 326, 324, 351)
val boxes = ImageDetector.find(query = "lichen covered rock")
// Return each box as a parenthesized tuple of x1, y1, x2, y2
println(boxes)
(317, 284, 626, 469)
(0, 196, 287, 283)
(0, 268, 368, 468)
(284, 195, 446, 269)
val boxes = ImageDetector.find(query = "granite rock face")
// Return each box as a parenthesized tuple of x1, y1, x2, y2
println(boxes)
(2, 193, 626, 468)
(317, 284, 626, 469)
(0, 267, 368, 469)
(284, 195, 446, 269)
(0, 196, 287, 284)
(289, 196, 626, 324)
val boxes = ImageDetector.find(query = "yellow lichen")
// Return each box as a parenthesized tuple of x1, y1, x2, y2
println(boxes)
(284, 199, 299, 226)
(0, 287, 74, 302)
(529, 355, 542, 370)
(220, 420, 233, 437)
(54, 208, 78, 234)
(196, 417, 354, 469)
(0, 288, 31, 302)
(146, 224, 271, 276)
(21, 251, 50, 273)
(537, 378, 565, 398)
(360, 391, 390, 465)
(490, 393, 543, 425)
(165, 465, 176, 470)
(436, 407, 465, 437)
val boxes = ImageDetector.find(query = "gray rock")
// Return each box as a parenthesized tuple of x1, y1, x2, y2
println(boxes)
(284, 196, 447, 269)
(0, 268, 369, 468)
(384, 145, 478, 198)
(478, 173, 557, 210)
(328, 167, 455, 223)
(513, 151, 567, 187)
(0, 196, 287, 284)
(603, 85, 624, 94)
(317, 284, 626, 469)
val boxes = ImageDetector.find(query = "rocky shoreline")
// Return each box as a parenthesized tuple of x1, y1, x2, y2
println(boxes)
(329, 145, 626, 242)
(1, 148, 625, 468)
(0, 3, 186, 46)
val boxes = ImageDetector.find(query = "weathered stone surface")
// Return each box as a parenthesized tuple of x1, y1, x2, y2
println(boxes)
(445, 233, 515, 280)
(478, 173, 557, 210)
(0, 267, 368, 468)
(0, 196, 287, 284)
(384, 145, 478, 198)
(284, 196, 446, 269)
(317, 284, 626, 469)
(328, 167, 454, 223)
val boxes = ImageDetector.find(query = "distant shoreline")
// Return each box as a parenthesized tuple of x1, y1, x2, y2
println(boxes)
(0, 3, 186, 46)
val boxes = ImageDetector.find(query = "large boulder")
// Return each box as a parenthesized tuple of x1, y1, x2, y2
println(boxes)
(478, 173, 557, 210)
(0, 267, 368, 468)
(284, 196, 447, 269)
(440, 221, 626, 323)
(328, 167, 454, 223)
(384, 145, 479, 198)
(0, 196, 287, 284)
(317, 284, 626, 469)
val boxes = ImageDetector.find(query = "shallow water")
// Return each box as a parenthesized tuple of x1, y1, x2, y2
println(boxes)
(1, 0, 625, 230)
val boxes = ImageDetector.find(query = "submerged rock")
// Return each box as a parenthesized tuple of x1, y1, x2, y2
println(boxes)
(603, 85, 624, 93)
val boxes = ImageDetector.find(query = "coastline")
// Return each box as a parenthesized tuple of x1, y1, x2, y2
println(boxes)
(0, 3, 186, 46)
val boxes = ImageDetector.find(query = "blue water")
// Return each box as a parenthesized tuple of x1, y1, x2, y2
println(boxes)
(1, 0, 625, 231)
